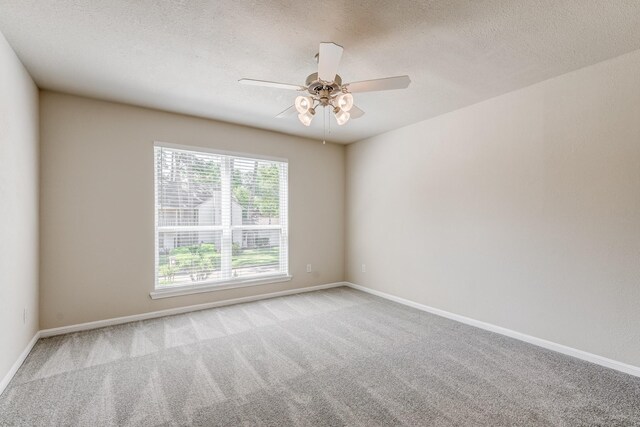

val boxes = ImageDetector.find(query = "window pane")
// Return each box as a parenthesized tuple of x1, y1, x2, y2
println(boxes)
(231, 229, 281, 278)
(156, 149, 222, 227)
(155, 146, 288, 290)
(157, 230, 223, 287)
(230, 158, 281, 226)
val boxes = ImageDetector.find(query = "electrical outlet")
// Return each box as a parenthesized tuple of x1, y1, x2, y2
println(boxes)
(306, 264, 312, 273)
(361, 264, 366, 273)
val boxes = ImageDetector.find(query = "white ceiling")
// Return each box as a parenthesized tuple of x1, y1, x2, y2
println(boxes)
(1, 1, 640, 144)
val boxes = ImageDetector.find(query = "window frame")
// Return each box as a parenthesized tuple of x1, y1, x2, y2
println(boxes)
(151, 141, 290, 299)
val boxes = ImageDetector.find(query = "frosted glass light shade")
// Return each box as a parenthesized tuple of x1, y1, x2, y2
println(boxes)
(298, 110, 314, 126)
(336, 93, 354, 112)
(333, 108, 350, 125)
(295, 96, 313, 114)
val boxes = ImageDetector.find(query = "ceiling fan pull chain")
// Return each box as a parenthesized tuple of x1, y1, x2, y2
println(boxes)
(323, 105, 326, 144)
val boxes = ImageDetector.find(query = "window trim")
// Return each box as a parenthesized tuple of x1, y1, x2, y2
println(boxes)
(152, 141, 290, 298)
(154, 141, 288, 163)
(150, 274, 293, 299)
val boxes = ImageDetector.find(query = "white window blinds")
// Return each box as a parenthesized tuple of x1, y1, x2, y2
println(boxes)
(154, 144, 288, 289)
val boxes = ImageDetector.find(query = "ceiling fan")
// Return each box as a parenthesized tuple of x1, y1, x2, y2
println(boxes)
(239, 42, 411, 127)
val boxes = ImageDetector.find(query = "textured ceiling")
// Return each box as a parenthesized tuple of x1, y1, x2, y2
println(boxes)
(1, 1, 640, 143)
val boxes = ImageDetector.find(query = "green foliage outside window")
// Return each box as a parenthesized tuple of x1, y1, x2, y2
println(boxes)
(160, 243, 220, 284)
(231, 162, 280, 223)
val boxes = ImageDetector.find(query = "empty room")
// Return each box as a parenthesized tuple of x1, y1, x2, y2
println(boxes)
(1, 1, 639, 425)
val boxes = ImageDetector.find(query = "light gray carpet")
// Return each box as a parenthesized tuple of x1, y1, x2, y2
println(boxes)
(1, 287, 639, 426)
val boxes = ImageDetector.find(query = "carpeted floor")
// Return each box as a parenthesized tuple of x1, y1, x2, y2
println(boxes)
(1, 287, 639, 426)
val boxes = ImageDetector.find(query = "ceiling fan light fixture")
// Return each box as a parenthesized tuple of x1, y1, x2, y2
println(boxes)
(295, 96, 313, 114)
(333, 107, 350, 125)
(239, 42, 411, 131)
(336, 93, 354, 112)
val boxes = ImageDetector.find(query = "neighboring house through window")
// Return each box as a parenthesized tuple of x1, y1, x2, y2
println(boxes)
(154, 143, 289, 292)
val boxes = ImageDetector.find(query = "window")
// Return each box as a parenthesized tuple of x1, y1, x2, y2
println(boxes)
(154, 143, 289, 295)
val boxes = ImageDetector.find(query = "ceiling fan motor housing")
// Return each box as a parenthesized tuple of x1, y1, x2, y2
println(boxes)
(305, 72, 342, 95)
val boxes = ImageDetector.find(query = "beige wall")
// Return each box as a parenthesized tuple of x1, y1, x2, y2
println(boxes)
(0, 32, 39, 383)
(346, 50, 640, 366)
(39, 92, 344, 329)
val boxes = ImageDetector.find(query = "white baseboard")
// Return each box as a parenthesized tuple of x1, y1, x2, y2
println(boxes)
(345, 282, 640, 378)
(40, 281, 346, 338)
(0, 331, 41, 396)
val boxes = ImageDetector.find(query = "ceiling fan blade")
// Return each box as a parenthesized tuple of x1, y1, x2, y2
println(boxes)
(318, 42, 344, 82)
(238, 78, 306, 91)
(344, 75, 411, 93)
(276, 105, 297, 118)
(350, 105, 365, 119)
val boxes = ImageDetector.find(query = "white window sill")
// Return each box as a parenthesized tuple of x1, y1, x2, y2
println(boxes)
(150, 274, 292, 300)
